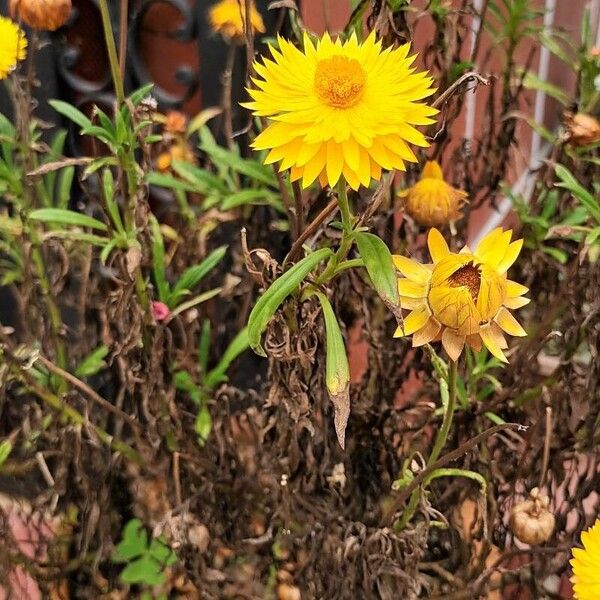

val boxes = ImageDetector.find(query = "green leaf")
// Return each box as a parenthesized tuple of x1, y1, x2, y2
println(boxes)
(113, 519, 147, 561)
(204, 327, 249, 390)
(195, 406, 212, 445)
(173, 369, 202, 405)
(248, 248, 333, 356)
(522, 71, 569, 106)
(171, 160, 228, 194)
(29, 208, 108, 231)
(146, 171, 201, 194)
(149, 537, 177, 566)
(221, 189, 281, 211)
(315, 292, 350, 449)
(129, 83, 155, 106)
(198, 319, 211, 374)
(150, 216, 169, 303)
(75, 345, 109, 378)
(49, 100, 92, 130)
(169, 246, 227, 306)
(120, 556, 165, 586)
(354, 231, 400, 308)
(0, 440, 12, 466)
(555, 164, 600, 224)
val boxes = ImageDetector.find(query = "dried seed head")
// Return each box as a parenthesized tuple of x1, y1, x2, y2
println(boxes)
(10, 0, 72, 31)
(564, 112, 600, 147)
(510, 487, 555, 545)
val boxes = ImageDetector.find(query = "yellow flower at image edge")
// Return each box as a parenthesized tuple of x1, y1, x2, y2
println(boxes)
(243, 32, 438, 190)
(571, 519, 600, 600)
(393, 228, 529, 362)
(209, 0, 265, 40)
(399, 160, 467, 226)
(0, 16, 27, 80)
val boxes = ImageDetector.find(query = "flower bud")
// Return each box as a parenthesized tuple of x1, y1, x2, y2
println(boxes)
(510, 487, 555, 545)
(10, 0, 72, 31)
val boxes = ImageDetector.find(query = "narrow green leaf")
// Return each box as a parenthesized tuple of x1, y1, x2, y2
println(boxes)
(29, 208, 108, 231)
(315, 292, 350, 449)
(354, 231, 400, 308)
(170, 246, 227, 304)
(150, 216, 169, 303)
(0, 440, 12, 466)
(198, 319, 211, 374)
(75, 345, 109, 378)
(195, 406, 212, 445)
(555, 164, 600, 224)
(49, 100, 92, 130)
(248, 248, 333, 356)
(204, 327, 249, 390)
(522, 71, 569, 106)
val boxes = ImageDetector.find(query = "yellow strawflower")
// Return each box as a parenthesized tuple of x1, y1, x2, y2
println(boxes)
(209, 0, 265, 41)
(571, 519, 600, 600)
(399, 160, 467, 226)
(243, 32, 437, 190)
(0, 16, 27, 80)
(393, 228, 529, 362)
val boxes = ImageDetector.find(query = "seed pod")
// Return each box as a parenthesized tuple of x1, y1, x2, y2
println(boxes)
(564, 112, 600, 147)
(10, 0, 72, 31)
(510, 487, 555, 545)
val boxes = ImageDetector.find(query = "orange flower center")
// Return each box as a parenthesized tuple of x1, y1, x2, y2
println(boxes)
(314, 56, 366, 108)
(447, 262, 481, 301)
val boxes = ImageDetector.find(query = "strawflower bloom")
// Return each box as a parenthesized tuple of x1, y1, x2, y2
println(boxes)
(209, 0, 265, 41)
(393, 228, 529, 362)
(399, 160, 467, 226)
(244, 32, 437, 190)
(570, 519, 600, 600)
(10, 0, 71, 31)
(0, 17, 27, 80)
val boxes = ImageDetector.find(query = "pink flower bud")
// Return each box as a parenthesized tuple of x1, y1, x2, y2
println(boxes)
(151, 301, 170, 322)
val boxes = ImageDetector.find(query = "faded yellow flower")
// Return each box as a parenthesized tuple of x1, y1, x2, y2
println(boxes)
(571, 518, 600, 600)
(243, 32, 437, 190)
(399, 160, 467, 226)
(0, 17, 27, 80)
(393, 228, 529, 362)
(209, 0, 265, 41)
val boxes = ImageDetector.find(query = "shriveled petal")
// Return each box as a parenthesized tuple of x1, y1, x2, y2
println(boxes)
(412, 318, 441, 347)
(480, 324, 508, 363)
(427, 228, 450, 262)
(421, 160, 443, 180)
(393, 255, 431, 284)
(441, 328, 465, 362)
(466, 334, 482, 352)
(495, 307, 527, 337)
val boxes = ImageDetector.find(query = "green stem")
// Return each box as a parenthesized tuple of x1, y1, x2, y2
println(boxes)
(429, 359, 458, 466)
(317, 180, 354, 283)
(98, 0, 125, 105)
(394, 359, 458, 531)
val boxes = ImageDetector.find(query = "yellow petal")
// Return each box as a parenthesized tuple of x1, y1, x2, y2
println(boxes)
(506, 280, 529, 298)
(441, 328, 465, 362)
(421, 160, 444, 180)
(399, 296, 425, 310)
(412, 318, 441, 347)
(392, 255, 431, 284)
(396, 307, 430, 336)
(480, 324, 508, 363)
(474, 228, 511, 267)
(495, 307, 527, 337)
(398, 279, 426, 298)
(427, 228, 450, 262)
(497, 239, 523, 274)
(504, 296, 530, 309)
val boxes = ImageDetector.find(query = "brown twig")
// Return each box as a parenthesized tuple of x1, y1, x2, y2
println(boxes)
(432, 71, 490, 109)
(538, 405, 553, 489)
(381, 423, 525, 526)
(119, 0, 128, 82)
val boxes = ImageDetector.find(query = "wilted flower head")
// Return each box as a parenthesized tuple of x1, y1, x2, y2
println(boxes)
(399, 160, 467, 226)
(10, 0, 71, 31)
(244, 32, 437, 190)
(164, 110, 188, 136)
(570, 518, 600, 600)
(393, 228, 529, 362)
(564, 112, 600, 147)
(0, 17, 27, 80)
(509, 487, 555, 546)
(209, 0, 265, 41)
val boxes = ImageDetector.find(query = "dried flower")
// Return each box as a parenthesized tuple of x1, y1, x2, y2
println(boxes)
(164, 110, 188, 136)
(243, 32, 437, 190)
(570, 518, 600, 600)
(564, 112, 600, 147)
(10, 0, 71, 31)
(209, 0, 265, 41)
(510, 488, 555, 546)
(0, 17, 27, 80)
(393, 228, 529, 362)
(399, 160, 467, 226)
